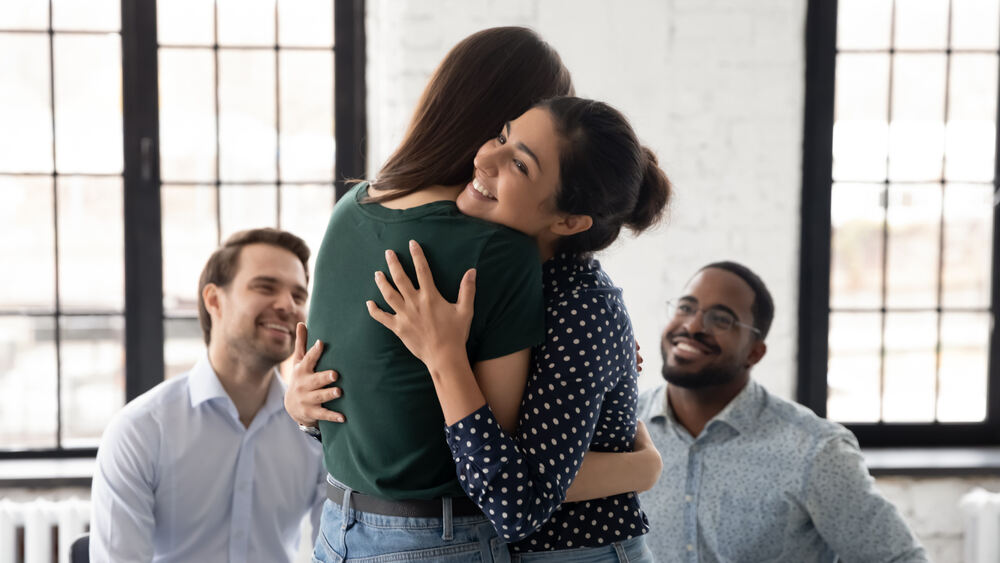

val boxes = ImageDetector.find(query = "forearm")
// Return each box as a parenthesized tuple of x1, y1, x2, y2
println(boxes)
(425, 350, 488, 426)
(565, 447, 662, 502)
(445, 404, 568, 542)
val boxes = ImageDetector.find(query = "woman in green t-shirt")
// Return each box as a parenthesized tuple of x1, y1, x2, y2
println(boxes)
(288, 27, 664, 563)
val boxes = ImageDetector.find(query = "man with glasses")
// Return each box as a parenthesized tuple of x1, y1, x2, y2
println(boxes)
(637, 261, 927, 562)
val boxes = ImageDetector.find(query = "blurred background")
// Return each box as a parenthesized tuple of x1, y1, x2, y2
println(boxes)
(0, 0, 998, 560)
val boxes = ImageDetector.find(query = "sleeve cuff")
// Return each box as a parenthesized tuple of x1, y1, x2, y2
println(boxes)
(444, 404, 506, 458)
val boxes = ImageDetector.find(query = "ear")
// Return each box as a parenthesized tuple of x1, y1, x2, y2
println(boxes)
(203, 283, 223, 319)
(746, 340, 767, 368)
(550, 214, 593, 237)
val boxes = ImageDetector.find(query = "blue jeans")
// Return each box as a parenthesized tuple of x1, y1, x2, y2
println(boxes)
(509, 536, 654, 563)
(312, 479, 509, 563)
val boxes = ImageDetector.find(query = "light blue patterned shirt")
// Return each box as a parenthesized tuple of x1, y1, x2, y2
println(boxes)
(637, 380, 928, 563)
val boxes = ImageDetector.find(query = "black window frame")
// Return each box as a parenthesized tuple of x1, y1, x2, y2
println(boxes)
(799, 0, 1000, 447)
(0, 0, 366, 460)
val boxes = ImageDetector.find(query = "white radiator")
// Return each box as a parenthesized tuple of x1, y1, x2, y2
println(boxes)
(960, 488, 1000, 563)
(0, 498, 89, 563)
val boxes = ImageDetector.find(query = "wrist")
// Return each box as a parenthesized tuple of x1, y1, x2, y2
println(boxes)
(297, 422, 321, 441)
(426, 345, 471, 379)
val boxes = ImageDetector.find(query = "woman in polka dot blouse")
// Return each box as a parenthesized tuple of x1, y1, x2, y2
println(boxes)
(368, 96, 672, 561)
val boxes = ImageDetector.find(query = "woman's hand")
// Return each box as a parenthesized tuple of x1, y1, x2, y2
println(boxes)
(367, 240, 477, 370)
(631, 420, 663, 492)
(284, 322, 345, 427)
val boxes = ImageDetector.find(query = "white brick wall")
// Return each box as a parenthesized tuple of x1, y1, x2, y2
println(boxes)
(366, 0, 993, 559)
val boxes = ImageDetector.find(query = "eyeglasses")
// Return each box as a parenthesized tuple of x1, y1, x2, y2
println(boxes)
(666, 299, 761, 336)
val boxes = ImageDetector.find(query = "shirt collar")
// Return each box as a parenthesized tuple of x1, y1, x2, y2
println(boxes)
(654, 379, 765, 438)
(702, 379, 764, 435)
(188, 353, 287, 421)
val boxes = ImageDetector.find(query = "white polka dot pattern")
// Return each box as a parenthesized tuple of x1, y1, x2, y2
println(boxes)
(444, 254, 649, 551)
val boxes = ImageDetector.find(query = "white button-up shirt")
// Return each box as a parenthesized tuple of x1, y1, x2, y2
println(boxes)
(91, 355, 326, 562)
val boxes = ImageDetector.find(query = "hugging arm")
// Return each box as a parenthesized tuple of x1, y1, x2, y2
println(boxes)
(368, 242, 658, 541)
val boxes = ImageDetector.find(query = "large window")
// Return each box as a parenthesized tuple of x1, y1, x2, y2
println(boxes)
(800, 0, 999, 446)
(0, 0, 365, 457)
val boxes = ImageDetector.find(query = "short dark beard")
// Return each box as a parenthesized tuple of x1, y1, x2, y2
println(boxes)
(661, 363, 741, 389)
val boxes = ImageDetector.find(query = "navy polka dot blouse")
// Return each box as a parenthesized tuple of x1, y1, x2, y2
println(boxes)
(444, 254, 650, 551)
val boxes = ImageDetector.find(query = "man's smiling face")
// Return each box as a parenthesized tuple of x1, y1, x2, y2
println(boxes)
(660, 267, 764, 389)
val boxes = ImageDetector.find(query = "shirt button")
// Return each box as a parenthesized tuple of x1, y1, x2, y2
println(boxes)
(684, 495, 692, 502)
(686, 544, 694, 552)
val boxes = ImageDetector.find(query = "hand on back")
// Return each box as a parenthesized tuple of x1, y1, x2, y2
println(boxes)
(284, 323, 345, 428)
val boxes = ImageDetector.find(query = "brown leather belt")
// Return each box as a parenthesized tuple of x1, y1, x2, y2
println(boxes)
(326, 481, 484, 518)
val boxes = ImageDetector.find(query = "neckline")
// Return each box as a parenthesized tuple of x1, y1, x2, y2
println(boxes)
(353, 181, 460, 223)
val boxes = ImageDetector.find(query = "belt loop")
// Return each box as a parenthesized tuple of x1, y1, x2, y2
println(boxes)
(340, 484, 354, 530)
(614, 540, 628, 562)
(441, 497, 454, 541)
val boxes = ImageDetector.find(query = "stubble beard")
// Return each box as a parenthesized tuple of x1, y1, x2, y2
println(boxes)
(660, 362, 742, 389)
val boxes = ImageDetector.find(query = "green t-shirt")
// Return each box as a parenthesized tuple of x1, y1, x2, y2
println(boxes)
(309, 182, 544, 500)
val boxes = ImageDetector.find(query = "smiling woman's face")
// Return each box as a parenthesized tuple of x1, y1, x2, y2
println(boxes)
(456, 107, 565, 239)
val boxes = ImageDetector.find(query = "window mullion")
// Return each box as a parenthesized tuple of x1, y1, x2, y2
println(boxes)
(121, 0, 164, 401)
(798, 0, 838, 418)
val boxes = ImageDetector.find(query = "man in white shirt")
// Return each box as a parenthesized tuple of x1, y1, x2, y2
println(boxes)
(91, 228, 326, 562)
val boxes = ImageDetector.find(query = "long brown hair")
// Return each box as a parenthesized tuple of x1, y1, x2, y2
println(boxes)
(371, 27, 574, 202)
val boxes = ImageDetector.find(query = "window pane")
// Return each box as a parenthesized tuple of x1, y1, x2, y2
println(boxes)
(0, 177, 55, 311)
(165, 317, 204, 380)
(162, 185, 218, 315)
(0, 34, 52, 173)
(946, 54, 998, 183)
(942, 183, 993, 308)
(938, 312, 989, 422)
(837, 0, 892, 49)
(889, 55, 946, 182)
(159, 49, 217, 182)
(158, 0, 214, 46)
(882, 312, 937, 422)
(951, 0, 1000, 50)
(219, 50, 276, 182)
(280, 51, 334, 182)
(833, 54, 889, 181)
(59, 315, 124, 447)
(0, 316, 57, 449)
(894, 0, 949, 50)
(57, 176, 124, 312)
(220, 184, 277, 241)
(830, 183, 885, 308)
(0, 1, 48, 30)
(52, 0, 119, 32)
(218, 0, 275, 46)
(53, 34, 122, 174)
(827, 312, 882, 423)
(279, 184, 334, 275)
(885, 184, 941, 308)
(278, 0, 333, 47)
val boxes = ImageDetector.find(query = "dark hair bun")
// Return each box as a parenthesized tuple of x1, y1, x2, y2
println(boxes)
(626, 146, 671, 231)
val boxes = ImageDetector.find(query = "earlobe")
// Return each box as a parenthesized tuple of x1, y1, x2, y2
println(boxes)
(551, 214, 594, 237)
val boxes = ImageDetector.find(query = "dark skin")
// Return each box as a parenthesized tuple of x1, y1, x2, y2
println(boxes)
(659, 268, 768, 437)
